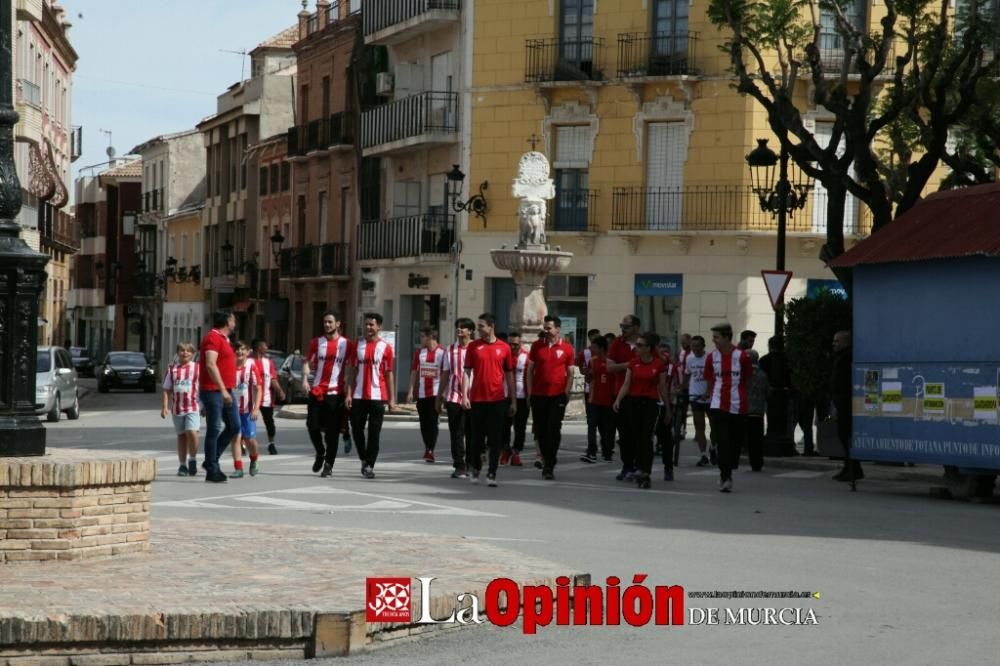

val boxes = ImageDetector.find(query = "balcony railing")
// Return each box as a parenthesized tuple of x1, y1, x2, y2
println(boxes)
(18, 78, 40, 107)
(815, 30, 896, 75)
(525, 38, 605, 83)
(617, 32, 698, 78)
(361, 91, 458, 151)
(287, 112, 355, 156)
(358, 213, 454, 261)
(546, 188, 599, 232)
(278, 243, 351, 278)
(364, 0, 460, 38)
(610, 186, 871, 235)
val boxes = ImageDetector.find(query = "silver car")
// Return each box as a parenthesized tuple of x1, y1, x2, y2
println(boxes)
(35, 346, 80, 422)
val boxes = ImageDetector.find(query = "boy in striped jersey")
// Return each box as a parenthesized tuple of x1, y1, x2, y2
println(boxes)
(704, 322, 752, 493)
(407, 327, 444, 463)
(161, 342, 201, 477)
(438, 318, 475, 479)
(252, 339, 286, 455)
(346, 312, 396, 479)
(231, 341, 262, 478)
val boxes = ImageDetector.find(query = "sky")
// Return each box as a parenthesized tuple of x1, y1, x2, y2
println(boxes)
(65, 0, 303, 180)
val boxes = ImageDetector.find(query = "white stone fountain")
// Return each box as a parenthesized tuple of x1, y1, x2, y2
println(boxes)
(490, 151, 573, 345)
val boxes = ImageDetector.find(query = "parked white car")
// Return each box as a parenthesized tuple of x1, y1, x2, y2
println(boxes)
(35, 346, 80, 422)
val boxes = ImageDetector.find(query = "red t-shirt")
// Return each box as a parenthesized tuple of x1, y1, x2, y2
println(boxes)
(528, 338, 575, 397)
(589, 357, 616, 407)
(463, 338, 513, 403)
(627, 356, 669, 401)
(608, 336, 638, 392)
(199, 328, 236, 391)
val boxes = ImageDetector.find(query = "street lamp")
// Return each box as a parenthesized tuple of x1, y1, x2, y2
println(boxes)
(0, 0, 48, 456)
(446, 164, 489, 226)
(745, 138, 812, 338)
(269, 230, 285, 263)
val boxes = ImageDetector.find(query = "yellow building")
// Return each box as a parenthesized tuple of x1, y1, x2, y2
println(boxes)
(161, 205, 208, 367)
(459, 0, 880, 347)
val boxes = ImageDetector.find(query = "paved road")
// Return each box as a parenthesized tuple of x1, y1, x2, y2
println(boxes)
(47, 383, 1000, 664)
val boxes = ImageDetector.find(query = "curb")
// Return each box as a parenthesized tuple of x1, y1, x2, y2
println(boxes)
(758, 455, 945, 483)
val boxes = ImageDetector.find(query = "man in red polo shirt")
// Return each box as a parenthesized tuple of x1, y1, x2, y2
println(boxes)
(527, 315, 575, 480)
(462, 312, 515, 487)
(199, 310, 238, 483)
(608, 314, 641, 480)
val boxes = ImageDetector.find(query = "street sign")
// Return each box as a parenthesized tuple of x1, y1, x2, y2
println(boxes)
(762, 270, 793, 309)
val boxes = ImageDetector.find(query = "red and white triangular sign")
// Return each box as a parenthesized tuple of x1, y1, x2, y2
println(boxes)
(762, 270, 793, 309)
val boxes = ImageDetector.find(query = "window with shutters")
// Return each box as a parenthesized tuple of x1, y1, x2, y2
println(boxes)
(560, 0, 595, 71)
(553, 125, 591, 231)
(811, 122, 859, 233)
(652, 0, 689, 65)
(392, 181, 422, 218)
(819, 0, 867, 68)
(644, 122, 685, 230)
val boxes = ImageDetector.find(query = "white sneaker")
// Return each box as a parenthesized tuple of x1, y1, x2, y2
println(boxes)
(470, 472, 479, 484)
(487, 474, 498, 487)
(720, 478, 733, 493)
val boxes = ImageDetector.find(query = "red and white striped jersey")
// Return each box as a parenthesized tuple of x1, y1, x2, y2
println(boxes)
(411, 346, 444, 399)
(352, 338, 395, 401)
(307, 335, 352, 396)
(234, 358, 260, 415)
(441, 342, 469, 404)
(704, 348, 752, 415)
(512, 347, 529, 399)
(253, 357, 278, 407)
(163, 362, 200, 416)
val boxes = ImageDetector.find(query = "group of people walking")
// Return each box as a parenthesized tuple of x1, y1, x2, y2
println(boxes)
(160, 307, 858, 491)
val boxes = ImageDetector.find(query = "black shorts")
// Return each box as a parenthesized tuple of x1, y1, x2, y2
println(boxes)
(690, 400, 710, 413)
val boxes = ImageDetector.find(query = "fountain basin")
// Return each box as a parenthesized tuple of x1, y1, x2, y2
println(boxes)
(490, 248, 573, 275)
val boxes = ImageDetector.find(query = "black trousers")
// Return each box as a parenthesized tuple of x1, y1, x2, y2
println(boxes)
(350, 399, 387, 468)
(629, 397, 660, 476)
(616, 401, 636, 471)
(592, 404, 616, 459)
(306, 393, 345, 466)
(260, 405, 277, 440)
(445, 401, 470, 471)
(656, 403, 675, 470)
(503, 398, 529, 452)
(746, 415, 765, 470)
(416, 397, 439, 450)
(585, 396, 597, 456)
(531, 394, 568, 472)
(710, 409, 746, 482)
(470, 400, 507, 476)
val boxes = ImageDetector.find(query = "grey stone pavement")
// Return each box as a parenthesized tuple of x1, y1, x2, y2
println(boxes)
(9, 381, 1000, 664)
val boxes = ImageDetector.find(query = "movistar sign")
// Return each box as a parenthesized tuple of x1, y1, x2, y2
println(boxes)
(634, 274, 683, 296)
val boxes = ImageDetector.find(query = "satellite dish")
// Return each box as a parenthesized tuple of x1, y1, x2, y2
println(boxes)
(106, 146, 116, 158)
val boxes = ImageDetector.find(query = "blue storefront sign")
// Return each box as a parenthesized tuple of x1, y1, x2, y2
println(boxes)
(806, 278, 847, 299)
(634, 274, 683, 296)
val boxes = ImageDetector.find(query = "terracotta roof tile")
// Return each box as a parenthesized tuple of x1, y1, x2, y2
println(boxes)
(99, 159, 142, 179)
(257, 24, 299, 49)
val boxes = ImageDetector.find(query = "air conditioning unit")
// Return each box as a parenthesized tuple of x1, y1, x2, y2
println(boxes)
(376, 72, 394, 96)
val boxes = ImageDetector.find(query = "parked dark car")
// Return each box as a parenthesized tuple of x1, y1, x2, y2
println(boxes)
(97, 351, 158, 393)
(277, 352, 312, 404)
(69, 347, 94, 377)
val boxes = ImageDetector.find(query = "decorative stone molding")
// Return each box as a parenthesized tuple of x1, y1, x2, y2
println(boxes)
(671, 235, 691, 254)
(734, 236, 750, 255)
(542, 101, 599, 164)
(619, 235, 640, 255)
(632, 94, 695, 161)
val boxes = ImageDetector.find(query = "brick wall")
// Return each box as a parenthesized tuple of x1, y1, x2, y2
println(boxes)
(0, 451, 156, 563)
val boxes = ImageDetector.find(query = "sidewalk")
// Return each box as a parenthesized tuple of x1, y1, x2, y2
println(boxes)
(0, 519, 582, 663)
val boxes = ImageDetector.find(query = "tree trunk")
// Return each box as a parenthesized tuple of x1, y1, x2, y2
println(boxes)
(819, 181, 854, 297)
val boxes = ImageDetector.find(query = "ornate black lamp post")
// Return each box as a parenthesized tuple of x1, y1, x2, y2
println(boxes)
(446, 164, 488, 225)
(745, 138, 812, 338)
(0, 0, 49, 456)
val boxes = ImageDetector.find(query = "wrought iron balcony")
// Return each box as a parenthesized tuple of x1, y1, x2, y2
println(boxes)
(617, 32, 698, 78)
(546, 188, 599, 233)
(815, 30, 897, 76)
(610, 185, 871, 235)
(525, 37, 605, 83)
(278, 243, 351, 279)
(361, 91, 458, 155)
(357, 213, 455, 262)
(364, 0, 460, 44)
(287, 112, 355, 157)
